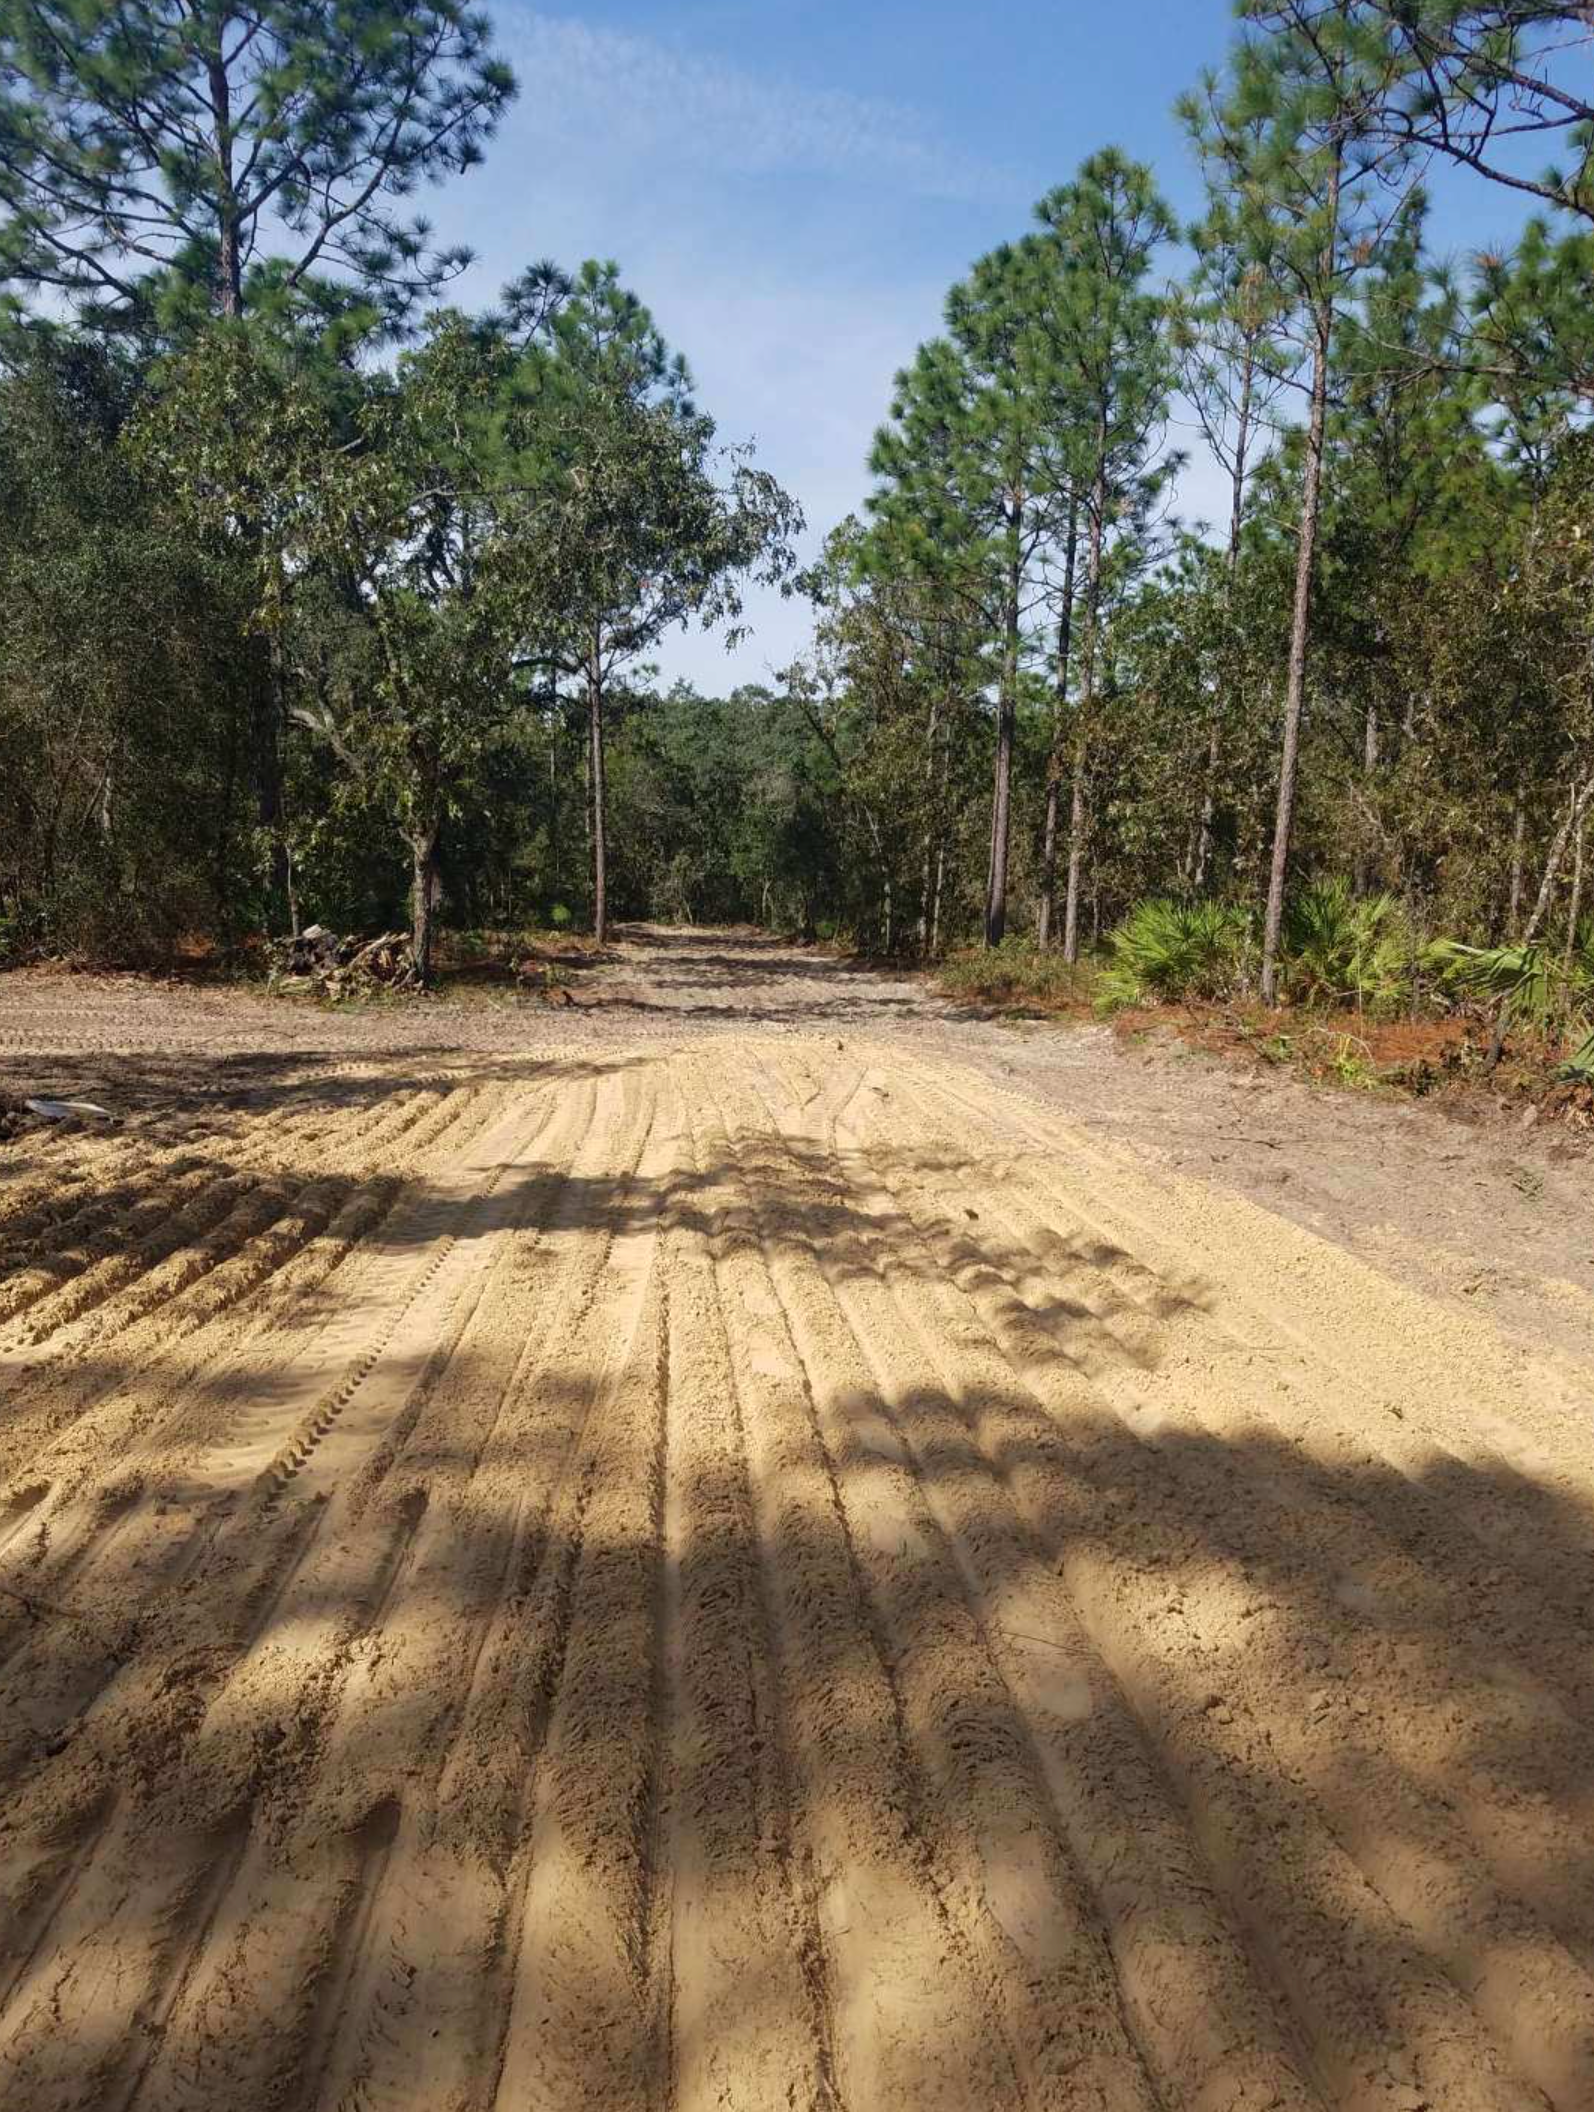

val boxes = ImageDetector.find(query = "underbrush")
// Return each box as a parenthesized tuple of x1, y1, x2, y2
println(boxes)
(935, 879, 1594, 1132)
(441, 925, 603, 970)
(938, 937, 1098, 1013)
(1113, 999, 1594, 1127)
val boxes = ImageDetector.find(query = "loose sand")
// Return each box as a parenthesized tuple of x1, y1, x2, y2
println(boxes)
(2, 936, 1593, 2109)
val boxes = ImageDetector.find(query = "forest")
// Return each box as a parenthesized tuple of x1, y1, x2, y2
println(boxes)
(1, 1, 1592, 1048)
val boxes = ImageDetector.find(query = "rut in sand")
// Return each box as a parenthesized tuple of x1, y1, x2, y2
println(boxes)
(3, 1030, 1594, 2110)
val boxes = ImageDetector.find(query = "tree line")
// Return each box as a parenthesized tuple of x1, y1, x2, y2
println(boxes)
(1, 0, 1592, 1016)
(0, 0, 800, 974)
(801, 1, 1594, 1024)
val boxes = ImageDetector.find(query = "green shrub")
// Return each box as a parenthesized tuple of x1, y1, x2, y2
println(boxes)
(1280, 880, 1413, 1011)
(939, 935, 1090, 1009)
(1096, 898, 1251, 1013)
(1430, 934, 1594, 1072)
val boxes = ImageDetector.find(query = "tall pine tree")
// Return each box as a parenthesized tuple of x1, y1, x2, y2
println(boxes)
(0, 0, 515, 330)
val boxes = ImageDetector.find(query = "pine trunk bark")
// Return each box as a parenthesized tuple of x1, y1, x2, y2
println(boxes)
(918, 689, 941, 956)
(1194, 332, 1255, 893)
(588, 651, 608, 947)
(1063, 465, 1107, 967)
(252, 638, 289, 928)
(409, 818, 439, 987)
(1259, 275, 1335, 1005)
(984, 501, 1024, 947)
(1355, 699, 1379, 893)
(1062, 745, 1089, 966)
(1037, 500, 1079, 947)
(205, 47, 244, 320)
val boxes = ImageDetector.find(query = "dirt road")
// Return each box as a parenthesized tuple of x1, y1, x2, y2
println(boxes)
(3, 935, 1594, 2109)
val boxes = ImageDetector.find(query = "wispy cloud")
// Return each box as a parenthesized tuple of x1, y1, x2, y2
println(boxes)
(505, 14, 1018, 202)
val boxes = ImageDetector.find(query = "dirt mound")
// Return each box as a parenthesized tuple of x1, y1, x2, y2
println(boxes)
(2, 1032, 1594, 2108)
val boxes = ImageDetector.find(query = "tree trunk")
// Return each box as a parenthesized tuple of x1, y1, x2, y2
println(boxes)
(1566, 814, 1587, 970)
(918, 689, 941, 956)
(588, 655, 608, 946)
(253, 638, 289, 928)
(1038, 500, 1080, 946)
(1063, 465, 1107, 967)
(213, 696, 241, 944)
(1355, 699, 1379, 893)
(984, 501, 1023, 948)
(1193, 710, 1223, 895)
(1195, 330, 1256, 894)
(1259, 279, 1334, 1005)
(548, 716, 561, 900)
(1524, 777, 1594, 946)
(205, 48, 244, 318)
(1062, 743, 1089, 965)
(409, 818, 439, 986)
(1488, 775, 1594, 1070)
(1507, 789, 1526, 934)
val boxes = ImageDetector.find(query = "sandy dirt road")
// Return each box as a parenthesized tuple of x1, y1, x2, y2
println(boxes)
(3, 941, 1594, 2108)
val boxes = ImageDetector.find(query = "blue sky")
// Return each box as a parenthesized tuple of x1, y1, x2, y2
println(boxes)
(429, 2, 1537, 690)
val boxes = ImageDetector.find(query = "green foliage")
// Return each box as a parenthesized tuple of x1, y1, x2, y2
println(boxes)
(1430, 926, 1594, 1077)
(0, 0, 515, 330)
(1280, 880, 1413, 1011)
(1349, 3, 1594, 225)
(1430, 936, 1556, 1021)
(1096, 898, 1253, 1012)
(0, 336, 257, 958)
(1560, 1028, 1594, 1086)
(3, 0, 1594, 1038)
(938, 936, 1090, 1010)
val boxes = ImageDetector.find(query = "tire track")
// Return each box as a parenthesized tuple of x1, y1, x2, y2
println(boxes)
(766, 1047, 1326, 2112)
(657, 1062, 836, 2112)
(483, 1080, 677, 2112)
(150, 1067, 658, 2112)
(909, 1056, 1594, 1592)
(0, 1083, 581, 2108)
(5, 1028, 1594, 2111)
(674, 1055, 1025, 2112)
(864, 1092, 1594, 1990)
(835, 1057, 1565, 2111)
(729, 1047, 1165, 2112)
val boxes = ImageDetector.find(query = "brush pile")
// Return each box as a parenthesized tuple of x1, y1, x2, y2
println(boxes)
(270, 925, 421, 997)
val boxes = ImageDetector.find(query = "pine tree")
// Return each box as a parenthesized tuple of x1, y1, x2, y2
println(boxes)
(1030, 150, 1177, 961)
(1196, 0, 1415, 1002)
(1356, 2, 1594, 223)
(1172, 100, 1293, 890)
(868, 251, 1058, 947)
(0, 0, 515, 330)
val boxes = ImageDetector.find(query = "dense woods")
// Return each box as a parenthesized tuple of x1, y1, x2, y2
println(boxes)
(1, 0, 1592, 1050)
